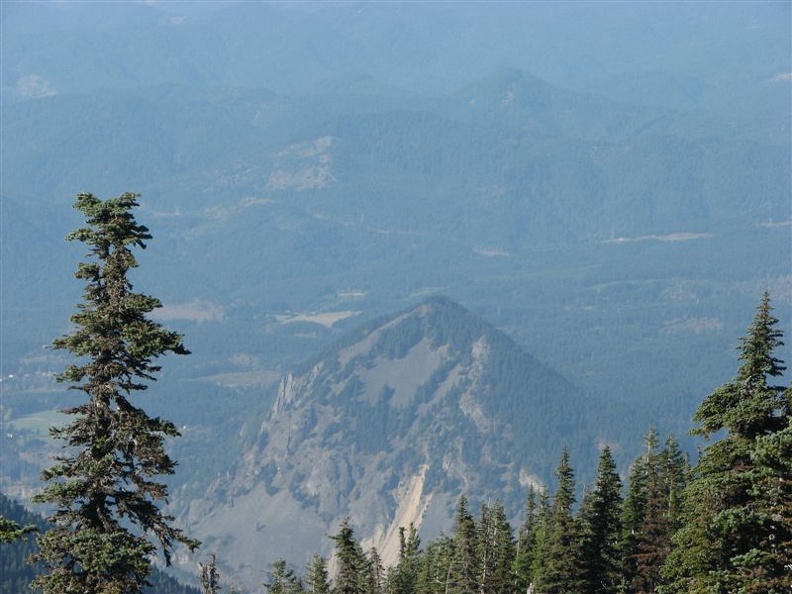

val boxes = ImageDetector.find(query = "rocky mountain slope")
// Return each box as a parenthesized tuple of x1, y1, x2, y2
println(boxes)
(179, 297, 637, 588)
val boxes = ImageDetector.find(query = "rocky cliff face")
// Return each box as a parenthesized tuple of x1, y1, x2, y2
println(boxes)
(182, 297, 627, 588)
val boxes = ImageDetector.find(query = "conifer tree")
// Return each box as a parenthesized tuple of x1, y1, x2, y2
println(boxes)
(526, 488, 553, 593)
(392, 524, 421, 594)
(620, 431, 654, 592)
(305, 555, 331, 594)
(621, 429, 688, 594)
(749, 407, 792, 592)
(476, 502, 494, 594)
(631, 450, 668, 594)
(266, 559, 303, 594)
(662, 292, 791, 593)
(513, 486, 540, 592)
(479, 500, 515, 594)
(364, 547, 385, 594)
(534, 448, 582, 594)
(331, 519, 367, 594)
(659, 436, 688, 537)
(579, 446, 623, 594)
(31, 192, 199, 594)
(416, 534, 455, 594)
(451, 496, 479, 594)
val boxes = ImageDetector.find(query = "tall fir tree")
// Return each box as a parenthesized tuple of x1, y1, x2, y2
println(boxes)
(631, 447, 669, 594)
(364, 547, 385, 594)
(480, 500, 515, 594)
(416, 534, 455, 594)
(31, 193, 199, 594)
(474, 501, 514, 594)
(392, 524, 421, 594)
(476, 502, 495, 594)
(749, 403, 792, 592)
(451, 496, 479, 594)
(620, 430, 655, 593)
(579, 446, 623, 594)
(533, 448, 582, 594)
(528, 489, 552, 592)
(331, 519, 367, 594)
(621, 430, 689, 594)
(305, 555, 331, 594)
(659, 436, 688, 539)
(512, 486, 540, 592)
(265, 560, 304, 594)
(662, 292, 791, 594)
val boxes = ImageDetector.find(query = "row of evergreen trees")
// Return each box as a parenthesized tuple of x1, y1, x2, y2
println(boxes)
(236, 433, 684, 594)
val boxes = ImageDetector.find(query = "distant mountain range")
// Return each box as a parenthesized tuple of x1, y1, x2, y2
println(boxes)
(2, 67, 787, 414)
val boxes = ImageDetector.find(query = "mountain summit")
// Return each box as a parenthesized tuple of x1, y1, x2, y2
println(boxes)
(183, 297, 630, 586)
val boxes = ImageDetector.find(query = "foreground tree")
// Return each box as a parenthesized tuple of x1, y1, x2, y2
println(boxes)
(416, 534, 455, 594)
(363, 547, 385, 594)
(391, 524, 421, 594)
(265, 559, 304, 594)
(533, 448, 582, 594)
(451, 495, 479, 594)
(662, 292, 791, 593)
(32, 193, 199, 594)
(512, 486, 541, 591)
(621, 431, 688, 594)
(331, 518, 367, 594)
(305, 555, 331, 594)
(476, 500, 515, 594)
(579, 446, 622, 594)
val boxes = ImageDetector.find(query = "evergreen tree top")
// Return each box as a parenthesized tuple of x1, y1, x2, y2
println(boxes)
(693, 291, 790, 440)
(736, 291, 786, 380)
(69, 192, 152, 252)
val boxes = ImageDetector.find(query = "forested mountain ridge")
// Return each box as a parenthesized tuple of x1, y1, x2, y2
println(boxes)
(180, 297, 641, 587)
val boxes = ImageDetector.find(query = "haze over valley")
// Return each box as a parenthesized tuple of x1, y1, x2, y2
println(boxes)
(1, 2, 790, 590)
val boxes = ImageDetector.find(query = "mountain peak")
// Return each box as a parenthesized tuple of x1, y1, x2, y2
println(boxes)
(183, 298, 627, 587)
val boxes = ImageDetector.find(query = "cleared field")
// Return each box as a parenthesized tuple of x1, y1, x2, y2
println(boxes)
(8, 409, 68, 435)
(275, 310, 359, 328)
